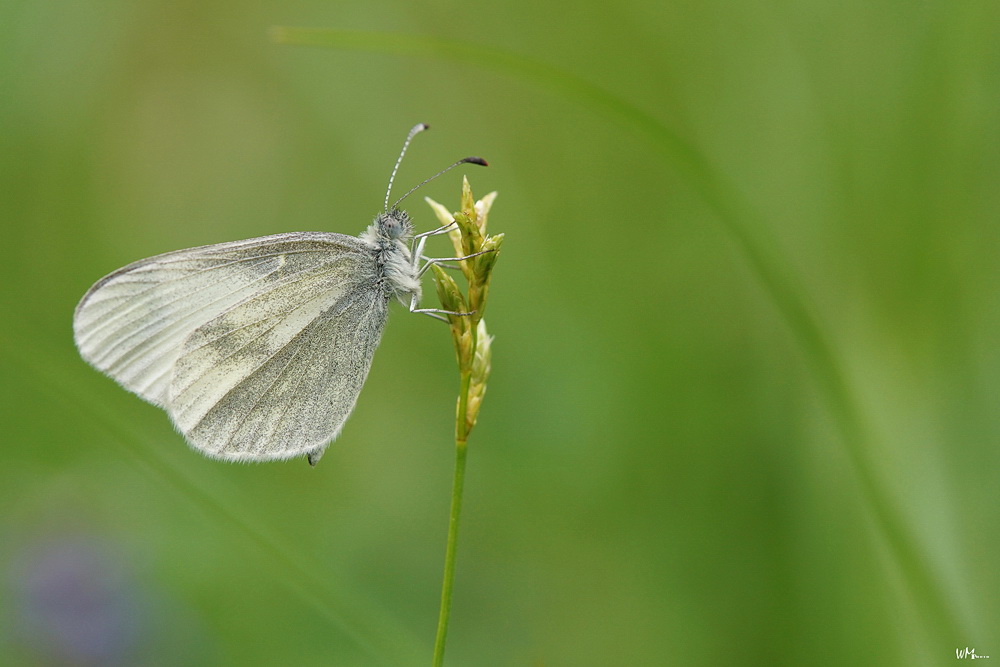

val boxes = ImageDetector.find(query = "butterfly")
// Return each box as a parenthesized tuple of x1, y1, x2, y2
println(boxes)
(74, 124, 486, 466)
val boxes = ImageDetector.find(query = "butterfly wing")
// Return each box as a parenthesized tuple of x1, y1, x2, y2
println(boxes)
(74, 232, 389, 461)
(167, 261, 389, 462)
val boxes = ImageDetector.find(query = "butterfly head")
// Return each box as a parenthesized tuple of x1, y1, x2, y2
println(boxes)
(374, 208, 413, 242)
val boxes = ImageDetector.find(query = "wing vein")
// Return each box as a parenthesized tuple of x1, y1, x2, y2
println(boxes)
(185, 287, 371, 454)
(93, 255, 358, 370)
(83, 249, 345, 344)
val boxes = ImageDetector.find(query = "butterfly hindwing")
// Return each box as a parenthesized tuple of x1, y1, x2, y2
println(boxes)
(167, 258, 389, 461)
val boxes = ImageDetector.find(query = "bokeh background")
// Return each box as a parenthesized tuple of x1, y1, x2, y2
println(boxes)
(2, 0, 999, 665)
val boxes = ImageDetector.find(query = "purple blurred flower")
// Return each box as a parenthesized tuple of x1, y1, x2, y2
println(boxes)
(8, 533, 144, 666)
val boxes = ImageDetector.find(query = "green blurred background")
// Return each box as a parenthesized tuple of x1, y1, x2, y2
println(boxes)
(2, 0, 998, 665)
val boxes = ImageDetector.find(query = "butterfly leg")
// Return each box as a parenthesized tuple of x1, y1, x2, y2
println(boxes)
(408, 222, 457, 261)
(416, 249, 495, 278)
(409, 292, 477, 321)
(423, 261, 461, 270)
(412, 221, 457, 240)
(410, 244, 492, 320)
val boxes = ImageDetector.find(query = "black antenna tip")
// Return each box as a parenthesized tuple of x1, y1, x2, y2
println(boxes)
(464, 156, 489, 167)
(419, 122, 430, 131)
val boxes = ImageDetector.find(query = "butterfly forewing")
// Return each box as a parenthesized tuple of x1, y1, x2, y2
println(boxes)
(74, 232, 390, 460)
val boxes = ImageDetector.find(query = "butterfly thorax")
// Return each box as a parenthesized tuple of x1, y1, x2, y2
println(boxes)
(362, 209, 421, 303)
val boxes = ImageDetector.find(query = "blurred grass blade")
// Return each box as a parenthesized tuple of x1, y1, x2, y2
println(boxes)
(268, 27, 965, 644)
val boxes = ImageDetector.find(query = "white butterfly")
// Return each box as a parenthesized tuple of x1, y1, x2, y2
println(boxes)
(73, 124, 486, 466)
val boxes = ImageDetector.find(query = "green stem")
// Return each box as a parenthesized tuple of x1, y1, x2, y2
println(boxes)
(433, 371, 472, 667)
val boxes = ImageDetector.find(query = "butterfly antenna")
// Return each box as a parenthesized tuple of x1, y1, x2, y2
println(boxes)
(385, 123, 430, 212)
(390, 156, 488, 210)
